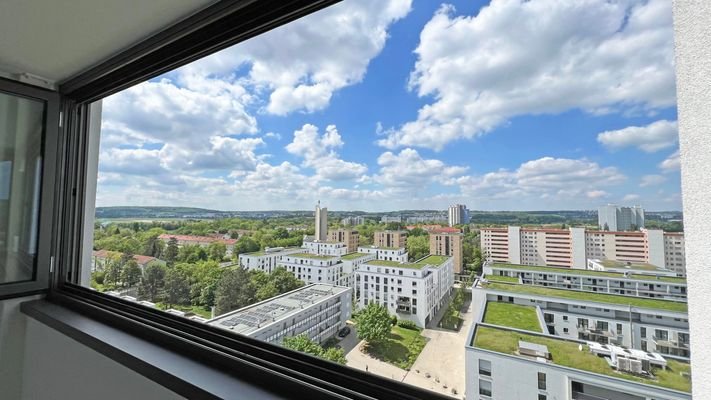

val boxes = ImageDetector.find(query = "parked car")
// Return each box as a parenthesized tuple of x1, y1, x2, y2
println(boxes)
(337, 327, 351, 338)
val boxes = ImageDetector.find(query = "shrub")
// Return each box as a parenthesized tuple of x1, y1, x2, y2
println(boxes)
(391, 315, 398, 326)
(397, 319, 418, 330)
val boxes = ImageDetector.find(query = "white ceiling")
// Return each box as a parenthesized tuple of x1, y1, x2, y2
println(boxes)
(0, 0, 216, 84)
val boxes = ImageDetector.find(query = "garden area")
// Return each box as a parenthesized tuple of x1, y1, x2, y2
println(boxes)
(354, 303, 427, 370)
(438, 286, 469, 331)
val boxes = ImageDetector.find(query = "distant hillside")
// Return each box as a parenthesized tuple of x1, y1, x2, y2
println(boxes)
(96, 206, 226, 219)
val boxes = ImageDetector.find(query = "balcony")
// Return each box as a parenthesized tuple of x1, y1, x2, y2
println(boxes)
(572, 392, 611, 400)
(577, 325, 615, 338)
(652, 336, 689, 349)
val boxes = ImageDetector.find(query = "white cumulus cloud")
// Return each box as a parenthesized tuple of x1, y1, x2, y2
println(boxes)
(640, 174, 667, 187)
(659, 149, 681, 172)
(379, 0, 676, 150)
(597, 120, 677, 152)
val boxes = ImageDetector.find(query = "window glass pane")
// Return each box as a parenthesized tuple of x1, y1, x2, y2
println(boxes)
(0, 91, 44, 284)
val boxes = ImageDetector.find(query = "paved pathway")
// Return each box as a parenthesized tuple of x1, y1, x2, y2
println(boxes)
(345, 341, 408, 382)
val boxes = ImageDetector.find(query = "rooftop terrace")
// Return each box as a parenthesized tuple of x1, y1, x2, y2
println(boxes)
(490, 263, 686, 284)
(287, 252, 337, 260)
(483, 302, 542, 332)
(481, 282, 688, 313)
(341, 252, 372, 260)
(412, 255, 450, 268)
(473, 325, 691, 392)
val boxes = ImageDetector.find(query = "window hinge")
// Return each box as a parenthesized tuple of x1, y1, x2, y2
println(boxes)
(50, 256, 55, 273)
(59, 111, 63, 128)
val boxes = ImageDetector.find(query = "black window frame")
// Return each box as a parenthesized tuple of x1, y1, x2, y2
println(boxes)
(21, 1, 452, 399)
(0, 77, 59, 299)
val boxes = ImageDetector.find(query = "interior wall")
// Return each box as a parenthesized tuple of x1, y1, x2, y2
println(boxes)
(0, 295, 39, 399)
(672, 1, 711, 399)
(21, 317, 184, 400)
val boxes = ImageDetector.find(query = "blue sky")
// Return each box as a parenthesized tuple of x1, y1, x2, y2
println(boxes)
(96, 0, 682, 212)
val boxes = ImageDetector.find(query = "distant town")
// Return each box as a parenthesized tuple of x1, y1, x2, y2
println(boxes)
(89, 203, 691, 399)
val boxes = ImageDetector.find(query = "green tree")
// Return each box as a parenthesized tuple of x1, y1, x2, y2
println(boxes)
(235, 236, 260, 254)
(143, 233, 165, 258)
(165, 237, 179, 263)
(164, 266, 191, 308)
(407, 235, 429, 262)
(282, 334, 347, 365)
(139, 263, 167, 302)
(103, 257, 122, 288)
(207, 242, 227, 261)
(408, 227, 427, 237)
(354, 302, 391, 343)
(270, 267, 304, 294)
(214, 267, 256, 315)
(120, 260, 142, 288)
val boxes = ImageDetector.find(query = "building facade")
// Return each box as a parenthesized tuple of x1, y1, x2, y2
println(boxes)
(314, 201, 328, 242)
(598, 204, 645, 231)
(480, 226, 686, 272)
(448, 204, 469, 226)
(356, 255, 454, 327)
(341, 216, 365, 226)
(238, 247, 303, 273)
(302, 237, 348, 256)
(373, 230, 407, 249)
(327, 229, 359, 253)
(430, 229, 464, 274)
(207, 284, 351, 346)
(357, 245, 409, 262)
(277, 253, 352, 287)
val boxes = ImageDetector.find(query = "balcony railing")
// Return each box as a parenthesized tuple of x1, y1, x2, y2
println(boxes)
(652, 336, 689, 349)
(577, 325, 615, 337)
(572, 391, 610, 400)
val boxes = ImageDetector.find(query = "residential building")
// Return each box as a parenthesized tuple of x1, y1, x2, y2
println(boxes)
(356, 255, 454, 327)
(448, 204, 469, 226)
(302, 236, 348, 256)
(357, 245, 409, 262)
(429, 229, 464, 274)
(405, 213, 447, 223)
(466, 324, 690, 400)
(484, 262, 687, 301)
(157, 233, 237, 256)
(380, 215, 402, 223)
(314, 201, 327, 241)
(341, 216, 365, 226)
(480, 226, 686, 272)
(238, 247, 303, 273)
(598, 204, 645, 231)
(91, 250, 165, 272)
(207, 284, 351, 345)
(327, 229, 359, 252)
(373, 230, 407, 249)
(277, 253, 352, 287)
(476, 276, 690, 360)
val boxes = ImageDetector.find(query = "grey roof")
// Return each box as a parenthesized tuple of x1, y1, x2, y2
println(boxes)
(207, 284, 349, 336)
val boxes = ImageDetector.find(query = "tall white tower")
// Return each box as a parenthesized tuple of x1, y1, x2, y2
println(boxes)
(315, 201, 328, 241)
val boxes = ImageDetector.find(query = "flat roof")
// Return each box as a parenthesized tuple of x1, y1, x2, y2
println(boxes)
(286, 252, 337, 260)
(412, 255, 450, 268)
(242, 247, 301, 257)
(208, 284, 349, 335)
(341, 252, 372, 260)
(472, 325, 691, 393)
(490, 263, 685, 284)
(483, 302, 542, 332)
(481, 282, 688, 313)
(367, 259, 419, 268)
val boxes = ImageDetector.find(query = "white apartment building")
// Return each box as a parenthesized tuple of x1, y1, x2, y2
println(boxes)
(356, 255, 454, 327)
(477, 279, 690, 360)
(380, 215, 402, 223)
(357, 245, 409, 262)
(448, 204, 469, 226)
(466, 324, 690, 400)
(158, 233, 237, 256)
(484, 262, 688, 301)
(302, 236, 348, 256)
(598, 204, 645, 231)
(341, 216, 365, 226)
(480, 226, 686, 272)
(207, 284, 351, 346)
(276, 253, 353, 287)
(238, 247, 303, 273)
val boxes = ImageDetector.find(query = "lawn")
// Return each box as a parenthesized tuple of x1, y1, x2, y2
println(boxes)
(483, 302, 542, 332)
(485, 274, 519, 284)
(474, 326, 691, 393)
(364, 326, 427, 370)
(341, 252, 371, 260)
(483, 282, 687, 313)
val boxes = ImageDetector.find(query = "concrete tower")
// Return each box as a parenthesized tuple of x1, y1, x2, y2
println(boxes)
(315, 201, 328, 241)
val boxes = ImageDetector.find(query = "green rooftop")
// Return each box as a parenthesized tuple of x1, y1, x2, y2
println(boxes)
(412, 255, 450, 268)
(482, 282, 688, 313)
(341, 252, 372, 260)
(243, 247, 300, 257)
(486, 275, 520, 284)
(288, 252, 336, 260)
(491, 263, 686, 284)
(473, 326, 691, 393)
(367, 259, 421, 269)
(483, 302, 542, 332)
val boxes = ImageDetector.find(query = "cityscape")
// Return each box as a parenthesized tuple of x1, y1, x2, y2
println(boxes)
(89, 202, 690, 399)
